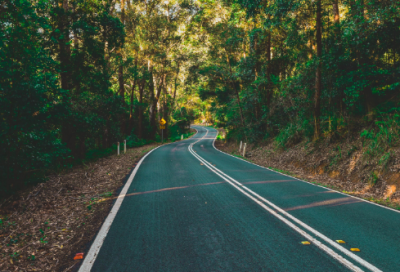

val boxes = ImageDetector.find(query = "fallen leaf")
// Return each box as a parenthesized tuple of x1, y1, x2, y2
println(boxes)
(74, 253, 84, 260)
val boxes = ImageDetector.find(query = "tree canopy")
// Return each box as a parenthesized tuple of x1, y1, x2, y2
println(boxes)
(1, 0, 400, 195)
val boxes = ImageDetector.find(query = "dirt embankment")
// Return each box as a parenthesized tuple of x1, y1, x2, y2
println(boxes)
(0, 144, 160, 272)
(215, 137, 400, 210)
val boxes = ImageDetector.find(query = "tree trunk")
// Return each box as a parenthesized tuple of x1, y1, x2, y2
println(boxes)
(149, 67, 164, 140)
(59, 0, 75, 155)
(162, 81, 170, 139)
(314, 0, 322, 139)
(163, 98, 168, 140)
(138, 79, 145, 139)
(231, 82, 245, 131)
(129, 79, 136, 133)
(266, 32, 273, 109)
(118, 0, 125, 135)
(172, 64, 180, 107)
(333, 1, 340, 25)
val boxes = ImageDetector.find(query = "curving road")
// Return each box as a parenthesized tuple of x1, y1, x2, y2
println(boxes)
(78, 126, 400, 272)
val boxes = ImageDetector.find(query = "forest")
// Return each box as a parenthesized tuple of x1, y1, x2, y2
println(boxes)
(1, 0, 400, 196)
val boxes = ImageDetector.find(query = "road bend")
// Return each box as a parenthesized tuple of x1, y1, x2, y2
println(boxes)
(79, 126, 400, 272)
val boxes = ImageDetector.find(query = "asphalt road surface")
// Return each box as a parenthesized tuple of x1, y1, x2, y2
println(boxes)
(78, 126, 400, 272)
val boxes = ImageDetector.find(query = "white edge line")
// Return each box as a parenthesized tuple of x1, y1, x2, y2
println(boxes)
(190, 126, 383, 272)
(187, 140, 363, 272)
(195, 125, 400, 215)
(79, 131, 200, 272)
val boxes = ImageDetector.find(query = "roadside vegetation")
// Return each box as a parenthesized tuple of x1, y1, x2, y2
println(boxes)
(3, 0, 400, 268)
(0, 144, 160, 271)
(191, 1, 400, 204)
(1, 0, 204, 198)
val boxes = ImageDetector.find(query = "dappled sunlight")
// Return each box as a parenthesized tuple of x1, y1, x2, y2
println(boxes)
(283, 190, 338, 199)
(243, 180, 294, 185)
(115, 181, 226, 199)
(284, 197, 362, 212)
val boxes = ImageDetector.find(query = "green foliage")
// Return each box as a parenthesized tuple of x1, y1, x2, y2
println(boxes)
(189, 0, 400, 154)
(274, 123, 302, 149)
(0, 0, 146, 198)
(361, 110, 400, 159)
(369, 172, 379, 185)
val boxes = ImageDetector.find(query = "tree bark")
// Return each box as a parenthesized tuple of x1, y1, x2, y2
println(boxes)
(333, 1, 340, 25)
(118, 0, 125, 135)
(129, 79, 136, 133)
(314, 0, 322, 139)
(266, 32, 273, 109)
(162, 81, 170, 139)
(59, 0, 75, 155)
(137, 79, 145, 139)
(149, 67, 165, 140)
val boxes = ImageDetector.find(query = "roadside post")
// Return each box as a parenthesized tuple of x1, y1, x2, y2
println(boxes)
(124, 140, 126, 154)
(243, 143, 246, 157)
(239, 141, 242, 152)
(159, 118, 166, 144)
(181, 134, 183, 140)
(117, 142, 120, 155)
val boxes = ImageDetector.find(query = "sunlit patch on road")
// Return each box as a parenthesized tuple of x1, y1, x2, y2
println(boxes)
(243, 180, 294, 185)
(284, 197, 362, 212)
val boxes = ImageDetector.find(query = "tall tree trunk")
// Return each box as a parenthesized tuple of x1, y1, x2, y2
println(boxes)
(333, 0, 344, 120)
(231, 82, 245, 131)
(129, 79, 136, 133)
(59, 0, 74, 154)
(148, 64, 161, 140)
(150, 75, 165, 136)
(163, 97, 168, 140)
(102, 11, 109, 148)
(266, 32, 273, 109)
(333, 1, 340, 25)
(314, 0, 322, 139)
(118, 0, 125, 100)
(225, 49, 245, 134)
(118, 0, 125, 135)
(254, 29, 262, 120)
(172, 64, 180, 106)
(138, 79, 145, 139)
(162, 82, 170, 139)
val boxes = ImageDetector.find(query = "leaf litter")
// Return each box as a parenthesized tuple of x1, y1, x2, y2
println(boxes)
(0, 143, 159, 271)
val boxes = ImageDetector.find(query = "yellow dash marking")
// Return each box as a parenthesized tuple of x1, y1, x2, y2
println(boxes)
(301, 241, 310, 245)
(336, 240, 346, 244)
(350, 248, 360, 252)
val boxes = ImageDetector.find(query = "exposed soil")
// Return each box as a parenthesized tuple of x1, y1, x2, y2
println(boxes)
(215, 134, 400, 210)
(0, 143, 160, 272)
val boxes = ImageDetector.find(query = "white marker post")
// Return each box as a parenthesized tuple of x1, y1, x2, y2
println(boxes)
(117, 142, 120, 156)
(243, 143, 246, 157)
(239, 141, 242, 152)
(181, 134, 183, 140)
(124, 140, 126, 154)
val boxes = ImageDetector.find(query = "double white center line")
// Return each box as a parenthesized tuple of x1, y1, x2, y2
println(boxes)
(189, 128, 381, 272)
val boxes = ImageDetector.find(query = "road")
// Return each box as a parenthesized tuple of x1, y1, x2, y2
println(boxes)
(79, 126, 400, 272)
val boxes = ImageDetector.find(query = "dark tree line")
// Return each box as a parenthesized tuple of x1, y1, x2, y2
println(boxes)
(0, 0, 197, 196)
(190, 0, 400, 146)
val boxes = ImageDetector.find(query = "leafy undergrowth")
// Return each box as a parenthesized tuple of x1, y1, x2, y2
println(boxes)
(216, 137, 400, 211)
(0, 143, 160, 272)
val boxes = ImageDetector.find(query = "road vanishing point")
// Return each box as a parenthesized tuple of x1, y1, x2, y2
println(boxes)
(78, 126, 400, 272)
